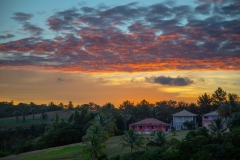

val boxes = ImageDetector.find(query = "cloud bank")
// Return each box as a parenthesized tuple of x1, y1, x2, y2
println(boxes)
(0, 0, 240, 72)
(146, 76, 193, 86)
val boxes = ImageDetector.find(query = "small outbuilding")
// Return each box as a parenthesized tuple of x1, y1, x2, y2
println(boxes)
(172, 109, 197, 130)
(129, 118, 171, 133)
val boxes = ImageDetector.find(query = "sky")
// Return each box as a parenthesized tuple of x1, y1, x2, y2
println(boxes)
(0, 0, 240, 107)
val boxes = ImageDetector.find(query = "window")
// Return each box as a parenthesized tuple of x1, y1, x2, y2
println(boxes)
(152, 126, 154, 129)
(140, 126, 142, 129)
(204, 116, 208, 119)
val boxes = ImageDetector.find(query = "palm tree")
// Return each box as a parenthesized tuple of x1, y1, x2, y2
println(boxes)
(208, 118, 227, 140)
(83, 134, 106, 160)
(91, 113, 116, 136)
(82, 124, 108, 160)
(197, 93, 213, 113)
(218, 93, 240, 118)
(119, 129, 145, 154)
(147, 130, 167, 147)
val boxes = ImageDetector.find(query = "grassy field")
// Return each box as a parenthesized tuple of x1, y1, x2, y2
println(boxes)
(1, 130, 189, 160)
(0, 110, 73, 129)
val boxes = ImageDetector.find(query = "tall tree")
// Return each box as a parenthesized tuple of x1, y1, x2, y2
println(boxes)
(136, 99, 151, 120)
(91, 113, 116, 136)
(218, 93, 240, 118)
(68, 101, 74, 110)
(119, 100, 135, 130)
(119, 129, 145, 154)
(83, 124, 108, 160)
(197, 93, 213, 113)
(208, 117, 227, 140)
(212, 87, 227, 105)
(147, 130, 167, 147)
(14, 110, 21, 123)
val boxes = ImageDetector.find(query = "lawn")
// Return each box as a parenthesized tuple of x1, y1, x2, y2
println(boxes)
(0, 110, 73, 129)
(1, 130, 189, 160)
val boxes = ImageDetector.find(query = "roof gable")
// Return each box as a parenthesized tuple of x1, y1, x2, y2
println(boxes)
(130, 118, 170, 126)
(172, 109, 197, 116)
(203, 111, 218, 116)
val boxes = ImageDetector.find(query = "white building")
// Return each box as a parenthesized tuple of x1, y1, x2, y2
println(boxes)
(172, 109, 197, 130)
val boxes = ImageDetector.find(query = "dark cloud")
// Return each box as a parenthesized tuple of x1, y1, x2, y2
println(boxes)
(22, 23, 43, 35)
(47, 8, 80, 31)
(146, 76, 194, 86)
(195, 3, 212, 14)
(56, 77, 71, 82)
(0, 34, 14, 39)
(0, 0, 240, 72)
(97, 78, 110, 83)
(12, 12, 33, 22)
(198, 78, 206, 84)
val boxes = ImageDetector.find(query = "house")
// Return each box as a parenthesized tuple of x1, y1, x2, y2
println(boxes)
(129, 118, 171, 133)
(202, 111, 219, 128)
(172, 109, 197, 130)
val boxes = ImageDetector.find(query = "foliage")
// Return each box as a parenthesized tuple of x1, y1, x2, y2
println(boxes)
(162, 148, 180, 160)
(172, 130, 177, 136)
(183, 120, 195, 130)
(91, 113, 117, 137)
(139, 147, 167, 160)
(147, 130, 167, 147)
(227, 112, 240, 129)
(119, 129, 145, 153)
(208, 118, 227, 140)
(120, 151, 145, 160)
(212, 87, 227, 105)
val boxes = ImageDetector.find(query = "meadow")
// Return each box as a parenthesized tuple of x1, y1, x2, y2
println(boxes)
(1, 130, 189, 160)
(0, 110, 73, 129)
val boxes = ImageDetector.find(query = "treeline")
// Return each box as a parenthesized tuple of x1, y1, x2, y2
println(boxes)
(0, 87, 239, 158)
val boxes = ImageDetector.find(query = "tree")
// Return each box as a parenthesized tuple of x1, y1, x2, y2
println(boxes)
(208, 118, 227, 140)
(148, 130, 167, 147)
(68, 101, 74, 110)
(227, 112, 240, 129)
(91, 113, 116, 136)
(212, 87, 227, 105)
(218, 93, 240, 118)
(14, 110, 21, 123)
(183, 121, 195, 130)
(119, 100, 135, 131)
(119, 129, 145, 154)
(41, 104, 48, 119)
(136, 99, 152, 120)
(197, 93, 213, 113)
(82, 124, 108, 160)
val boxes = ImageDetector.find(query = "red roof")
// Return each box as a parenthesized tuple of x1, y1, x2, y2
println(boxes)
(130, 118, 170, 126)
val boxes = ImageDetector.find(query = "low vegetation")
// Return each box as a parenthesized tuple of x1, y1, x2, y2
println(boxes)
(0, 87, 240, 159)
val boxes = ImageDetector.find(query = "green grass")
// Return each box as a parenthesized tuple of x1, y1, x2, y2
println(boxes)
(1, 130, 189, 160)
(0, 110, 72, 129)
(23, 146, 83, 160)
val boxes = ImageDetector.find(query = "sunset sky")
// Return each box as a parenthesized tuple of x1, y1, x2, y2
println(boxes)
(0, 0, 239, 107)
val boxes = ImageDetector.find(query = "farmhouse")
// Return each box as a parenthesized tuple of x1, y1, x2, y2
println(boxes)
(172, 109, 197, 130)
(129, 118, 171, 133)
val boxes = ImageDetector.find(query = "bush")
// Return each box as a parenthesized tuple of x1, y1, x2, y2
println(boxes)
(110, 154, 120, 160)
(121, 151, 145, 160)
(0, 151, 9, 158)
(163, 149, 180, 160)
(115, 130, 124, 136)
(16, 141, 34, 154)
(140, 147, 167, 160)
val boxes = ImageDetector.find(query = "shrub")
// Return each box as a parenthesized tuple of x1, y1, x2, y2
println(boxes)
(163, 148, 180, 160)
(110, 154, 120, 160)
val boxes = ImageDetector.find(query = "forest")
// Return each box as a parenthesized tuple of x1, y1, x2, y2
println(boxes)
(0, 87, 240, 159)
